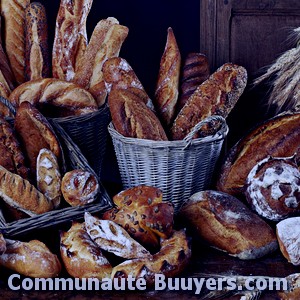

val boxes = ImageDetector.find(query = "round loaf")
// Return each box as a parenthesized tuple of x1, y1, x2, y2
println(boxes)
(179, 190, 278, 260)
(61, 169, 99, 206)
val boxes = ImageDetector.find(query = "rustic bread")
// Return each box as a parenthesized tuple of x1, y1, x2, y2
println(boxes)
(179, 190, 278, 260)
(171, 63, 247, 140)
(1, 0, 29, 85)
(0, 239, 61, 277)
(0, 234, 6, 254)
(60, 222, 112, 279)
(25, 2, 50, 81)
(111, 230, 191, 286)
(217, 113, 300, 195)
(61, 169, 99, 207)
(108, 88, 167, 140)
(154, 27, 181, 127)
(103, 186, 174, 250)
(84, 212, 152, 259)
(52, 0, 93, 81)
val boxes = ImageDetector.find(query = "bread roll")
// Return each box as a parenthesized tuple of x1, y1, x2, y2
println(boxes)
(52, 0, 93, 81)
(154, 27, 181, 127)
(0, 234, 6, 254)
(0, 239, 61, 277)
(1, 0, 29, 85)
(37, 148, 61, 208)
(179, 190, 278, 260)
(25, 2, 50, 81)
(84, 212, 152, 259)
(61, 169, 99, 207)
(217, 113, 300, 195)
(60, 222, 112, 279)
(108, 88, 167, 140)
(171, 63, 247, 140)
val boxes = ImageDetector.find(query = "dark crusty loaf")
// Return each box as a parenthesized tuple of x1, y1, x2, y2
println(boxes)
(171, 63, 247, 140)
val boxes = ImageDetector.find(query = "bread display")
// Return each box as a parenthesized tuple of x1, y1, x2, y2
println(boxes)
(179, 190, 278, 260)
(103, 186, 174, 249)
(60, 222, 112, 279)
(217, 112, 300, 195)
(245, 156, 300, 221)
(52, 0, 93, 81)
(154, 27, 181, 127)
(0, 238, 61, 277)
(25, 2, 50, 81)
(61, 169, 99, 207)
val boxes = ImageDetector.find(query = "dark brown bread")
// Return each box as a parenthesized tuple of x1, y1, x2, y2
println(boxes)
(108, 88, 168, 140)
(25, 2, 50, 81)
(217, 113, 300, 195)
(171, 63, 247, 140)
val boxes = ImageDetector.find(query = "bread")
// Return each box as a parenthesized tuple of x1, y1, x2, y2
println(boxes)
(25, 2, 50, 81)
(177, 53, 210, 112)
(9, 78, 98, 117)
(111, 230, 191, 286)
(171, 63, 247, 140)
(60, 222, 112, 279)
(14, 101, 61, 177)
(52, 0, 93, 81)
(0, 239, 61, 277)
(0, 165, 53, 216)
(0, 234, 6, 254)
(108, 88, 168, 140)
(154, 27, 181, 127)
(74, 18, 129, 107)
(102, 57, 154, 111)
(37, 148, 61, 208)
(84, 212, 152, 259)
(245, 156, 300, 221)
(0, 117, 29, 179)
(61, 169, 99, 207)
(217, 113, 300, 195)
(277, 217, 300, 265)
(103, 186, 174, 250)
(179, 190, 278, 260)
(1, 0, 29, 85)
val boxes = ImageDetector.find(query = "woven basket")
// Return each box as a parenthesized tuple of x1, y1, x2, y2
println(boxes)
(108, 115, 228, 213)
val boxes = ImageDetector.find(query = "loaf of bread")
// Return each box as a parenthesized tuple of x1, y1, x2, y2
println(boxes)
(60, 222, 112, 279)
(245, 156, 300, 221)
(25, 2, 50, 81)
(154, 27, 181, 127)
(217, 113, 300, 195)
(9, 78, 98, 117)
(84, 212, 152, 259)
(0, 234, 6, 254)
(179, 190, 278, 260)
(111, 230, 191, 286)
(108, 88, 167, 140)
(14, 102, 62, 177)
(52, 0, 93, 81)
(0, 239, 61, 277)
(1, 0, 29, 85)
(61, 169, 99, 206)
(37, 148, 61, 208)
(177, 53, 210, 112)
(0, 117, 29, 179)
(0, 165, 53, 216)
(74, 18, 129, 107)
(103, 186, 174, 250)
(171, 63, 247, 140)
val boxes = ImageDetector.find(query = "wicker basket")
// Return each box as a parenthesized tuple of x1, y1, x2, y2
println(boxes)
(108, 115, 228, 213)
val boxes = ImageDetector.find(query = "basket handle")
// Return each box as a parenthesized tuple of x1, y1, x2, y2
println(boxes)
(183, 115, 227, 147)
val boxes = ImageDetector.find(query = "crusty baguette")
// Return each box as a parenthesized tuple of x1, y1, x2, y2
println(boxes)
(0, 165, 53, 216)
(25, 2, 50, 81)
(171, 63, 247, 140)
(1, 0, 29, 85)
(154, 27, 181, 127)
(52, 0, 93, 81)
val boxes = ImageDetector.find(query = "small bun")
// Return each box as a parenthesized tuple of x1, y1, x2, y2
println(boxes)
(61, 169, 99, 206)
